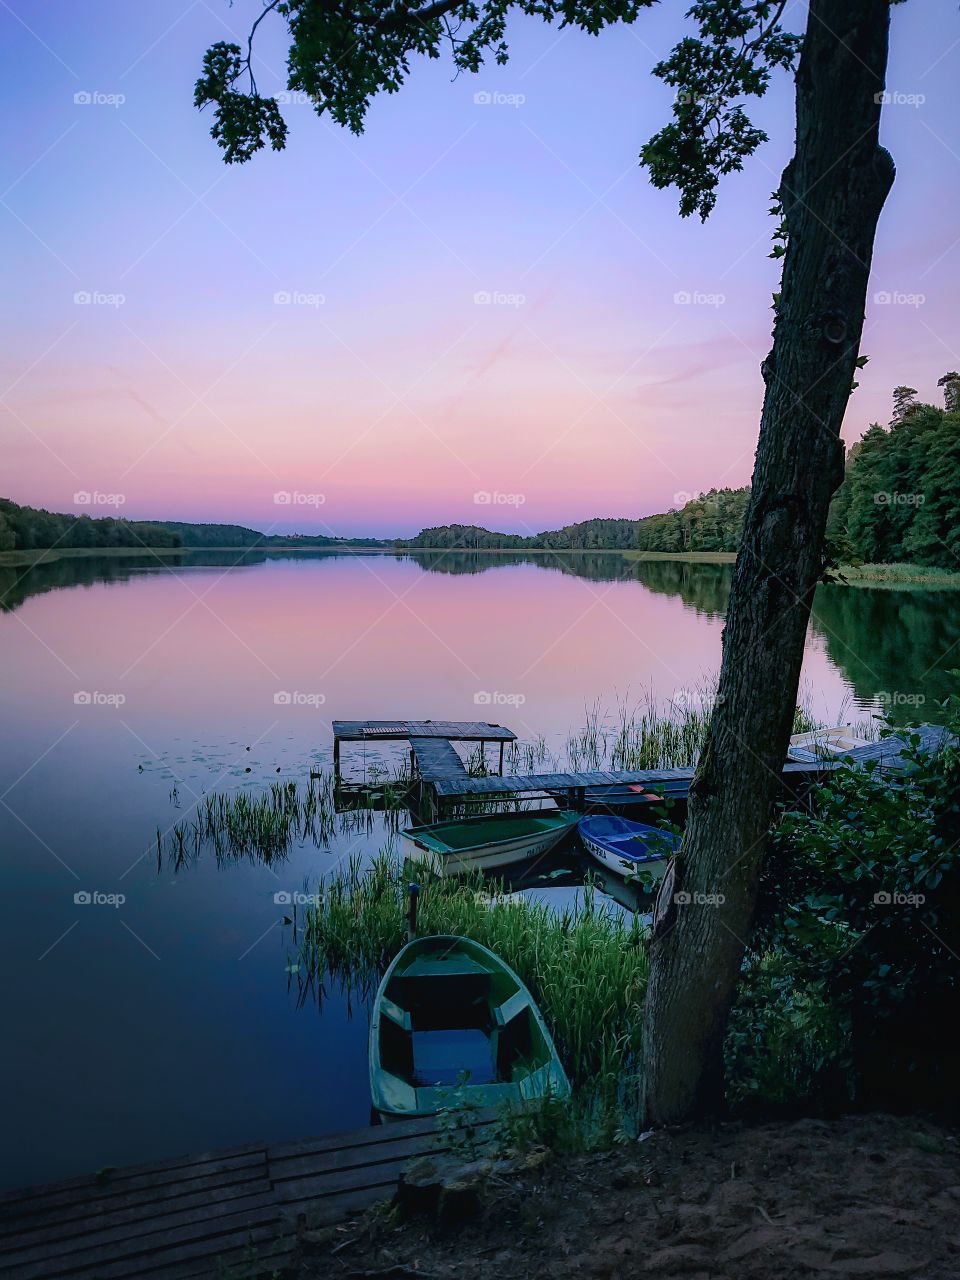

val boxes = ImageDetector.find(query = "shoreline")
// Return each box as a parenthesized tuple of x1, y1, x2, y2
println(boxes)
(397, 547, 739, 563)
(3, 544, 959, 586)
(0, 545, 389, 568)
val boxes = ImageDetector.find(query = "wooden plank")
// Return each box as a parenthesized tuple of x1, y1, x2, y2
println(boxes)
(275, 1149, 429, 1206)
(0, 1177, 275, 1255)
(0, 1152, 271, 1228)
(276, 1183, 389, 1229)
(0, 1141, 265, 1209)
(269, 1123, 484, 1184)
(32, 1222, 290, 1280)
(332, 719, 516, 743)
(12, 1202, 286, 1280)
(0, 1176, 269, 1245)
(2, 1191, 280, 1273)
(408, 737, 468, 781)
(1, 1114, 499, 1280)
(430, 759, 836, 798)
(265, 1112, 445, 1163)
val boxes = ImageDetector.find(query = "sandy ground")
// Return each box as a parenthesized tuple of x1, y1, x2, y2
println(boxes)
(295, 1114, 960, 1279)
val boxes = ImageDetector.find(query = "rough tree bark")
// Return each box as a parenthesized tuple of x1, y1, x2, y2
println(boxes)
(641, 0, 896, 1123)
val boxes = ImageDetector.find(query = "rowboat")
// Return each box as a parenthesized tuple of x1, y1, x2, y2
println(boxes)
(369, 934, 570, 1118)
(787, 726, 873, 762)
(579, 814, 679, 879)
(400, 809, 579, 874)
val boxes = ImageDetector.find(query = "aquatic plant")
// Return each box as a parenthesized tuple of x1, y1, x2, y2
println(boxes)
(159, 775, 336, 869)
(552, 686, 870, 776)
(562, 687, 718, 771)
(514, 732, 550, 773)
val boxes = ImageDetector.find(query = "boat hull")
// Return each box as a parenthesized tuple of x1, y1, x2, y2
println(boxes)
(578, 816, 679, 882)
(401, 810, 578, 875)
(787, 726, 873, 762)
(580, 832, 670, 880)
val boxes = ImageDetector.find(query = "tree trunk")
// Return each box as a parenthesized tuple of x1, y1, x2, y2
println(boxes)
(641, 0, 896, 1123)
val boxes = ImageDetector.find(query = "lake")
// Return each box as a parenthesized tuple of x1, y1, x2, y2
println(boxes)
(1, 549, 956, 1190)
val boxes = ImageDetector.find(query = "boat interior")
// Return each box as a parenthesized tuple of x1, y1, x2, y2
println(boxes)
(415, 812, 571, 851)
(379, 948, 547, 1088)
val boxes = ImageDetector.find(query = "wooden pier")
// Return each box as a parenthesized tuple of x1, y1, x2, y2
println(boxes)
(0, 1113, 481, 1280)
(331, 718, 955, 821)
(332, 719, 515, 818)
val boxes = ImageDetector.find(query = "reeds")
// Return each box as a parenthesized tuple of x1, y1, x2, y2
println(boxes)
(543, 686, 858, 776)
(563, 687, 717, 772)
(159, 775, 336, 869)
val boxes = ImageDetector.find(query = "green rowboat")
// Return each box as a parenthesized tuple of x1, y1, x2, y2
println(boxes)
(400, 809, 579, 874)
(369, 934, 570, 1118)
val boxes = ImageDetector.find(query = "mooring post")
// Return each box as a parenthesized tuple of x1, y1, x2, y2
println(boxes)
(333, 737, 341, 783)
(498, 741, 505, 775)
(407, 883, 420, 941)
(416, 782, 435, 825)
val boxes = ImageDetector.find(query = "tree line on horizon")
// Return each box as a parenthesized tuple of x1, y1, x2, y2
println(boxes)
(397, 487, 750, 555)
(0, 504, 382, 553)
(0, 498, 181, 553)
(399, 377, 960, 568)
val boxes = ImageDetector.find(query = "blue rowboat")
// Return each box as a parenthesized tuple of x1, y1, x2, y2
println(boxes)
(579, 815, 679, 879)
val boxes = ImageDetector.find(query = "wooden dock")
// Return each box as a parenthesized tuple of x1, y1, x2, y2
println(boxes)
(332, 720, 515, 775)
(0, 1114, 477, 1280)
(331, 717, 954, 821)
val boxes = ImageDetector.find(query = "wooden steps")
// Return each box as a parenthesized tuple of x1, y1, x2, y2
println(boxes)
(0, 1115, 479, 1280)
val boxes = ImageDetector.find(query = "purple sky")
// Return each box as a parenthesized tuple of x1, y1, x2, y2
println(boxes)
(2, 0, 958, 537)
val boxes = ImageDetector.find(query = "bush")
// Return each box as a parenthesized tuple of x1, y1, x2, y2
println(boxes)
(728, 710, 960, 1112)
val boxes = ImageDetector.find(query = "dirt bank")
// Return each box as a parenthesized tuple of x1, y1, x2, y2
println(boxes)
(295, 1113, 959, 1280)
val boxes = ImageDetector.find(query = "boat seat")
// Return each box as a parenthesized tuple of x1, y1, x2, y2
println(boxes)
(389, 969, 493, 1032)
(402, 954, 490, 979)
(379, 995, 412, 1031)
(493, 989, 527, 1027)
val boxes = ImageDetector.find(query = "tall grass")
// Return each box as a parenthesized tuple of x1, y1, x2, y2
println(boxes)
(564, 689, 721, 772)
(159, 776, 335, 869)
(297, 850, 649, 1105)
(534, 686, 871, 776)
(839, 562, 960, 587)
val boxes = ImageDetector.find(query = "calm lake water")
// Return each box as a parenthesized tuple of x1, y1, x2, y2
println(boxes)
(1, 549, 956, 1190)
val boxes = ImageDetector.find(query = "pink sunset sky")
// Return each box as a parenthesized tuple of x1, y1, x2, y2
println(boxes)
(2, 1, 958, 538)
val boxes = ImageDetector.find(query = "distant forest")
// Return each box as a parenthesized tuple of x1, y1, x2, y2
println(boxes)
(0, 499, 181, 552)
(399, 487, 750, 555)
(153, 521, 382, 549)
(400, 376, 960, 568)
(0, 503, 384, 553)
